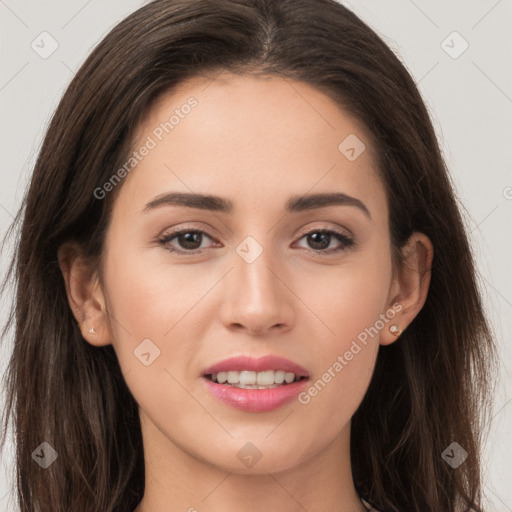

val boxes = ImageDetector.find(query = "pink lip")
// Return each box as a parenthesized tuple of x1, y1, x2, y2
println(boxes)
(202, 355, 309, 412)
(202, 377, 309, 412)
(202, 355, 309, 377)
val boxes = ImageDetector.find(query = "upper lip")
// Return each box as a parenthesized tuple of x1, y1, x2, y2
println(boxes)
(203, 355, 309, 378)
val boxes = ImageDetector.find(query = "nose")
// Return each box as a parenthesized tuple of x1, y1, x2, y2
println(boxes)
(220, 245, 294, 336)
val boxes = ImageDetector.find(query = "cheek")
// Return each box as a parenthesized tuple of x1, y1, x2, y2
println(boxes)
(302, 244, 392, 343)
(102, 239, 210, 335)
(101, 248, 212, 419)
(296, 246, 391, 419)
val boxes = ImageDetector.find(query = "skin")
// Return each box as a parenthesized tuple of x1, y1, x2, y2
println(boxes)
(59, 72, 433, 512)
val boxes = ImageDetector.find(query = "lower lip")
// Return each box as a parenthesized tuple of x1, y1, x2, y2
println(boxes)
(202, 377, 309, 412)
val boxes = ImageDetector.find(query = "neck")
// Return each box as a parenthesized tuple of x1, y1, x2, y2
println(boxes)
(135, 413, 367, 512)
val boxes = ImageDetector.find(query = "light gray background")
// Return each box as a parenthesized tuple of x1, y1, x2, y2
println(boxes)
(0, 1, 510, 510)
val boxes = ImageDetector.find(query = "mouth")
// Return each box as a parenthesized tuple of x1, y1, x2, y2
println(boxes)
(204, 370, 308, 389)
(201, 355, 310, 412)
(202, 354, 309, 385)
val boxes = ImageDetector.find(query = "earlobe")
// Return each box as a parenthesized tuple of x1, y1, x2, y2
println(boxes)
(57, 241, 112, 347)
(388, 324, 402, 337)
(379, 302, 405, 346)
(380, 231, 433, 346)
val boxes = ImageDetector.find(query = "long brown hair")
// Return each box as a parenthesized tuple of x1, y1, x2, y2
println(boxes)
(1, 0, 496, 510)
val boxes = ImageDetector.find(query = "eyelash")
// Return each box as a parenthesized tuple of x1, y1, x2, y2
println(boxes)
(157, 225, 355, 256)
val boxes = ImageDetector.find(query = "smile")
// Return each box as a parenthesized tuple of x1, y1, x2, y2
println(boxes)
(205, 370, 304, 388)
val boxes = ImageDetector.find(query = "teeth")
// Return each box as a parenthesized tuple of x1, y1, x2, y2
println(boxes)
(208, 370, 300, 387)
(274, 370, 285, 384)
(227, 371, 239, 384)
(256, 370, 274, 385)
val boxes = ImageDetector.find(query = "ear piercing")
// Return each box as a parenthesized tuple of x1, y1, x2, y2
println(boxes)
(73, 308, 97, 335)
(389, 324, 402, 336)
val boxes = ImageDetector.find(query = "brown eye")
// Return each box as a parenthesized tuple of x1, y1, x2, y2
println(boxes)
(295, 229, 354, 254)
(174, 231, 204, 250)
(158, 229, 216, 254)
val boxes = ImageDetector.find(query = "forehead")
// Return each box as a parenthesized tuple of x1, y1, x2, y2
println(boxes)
(115, 72, 387, 220)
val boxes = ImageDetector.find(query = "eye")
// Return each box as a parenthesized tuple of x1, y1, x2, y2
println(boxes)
(157, 228, 217, 255)
(294, 228, 354, 254)
(157, 226, 354, 255)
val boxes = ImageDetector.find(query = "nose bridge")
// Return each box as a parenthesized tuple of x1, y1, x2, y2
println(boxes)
(222, 231, 293, 333)
(236, 233, 281, 308)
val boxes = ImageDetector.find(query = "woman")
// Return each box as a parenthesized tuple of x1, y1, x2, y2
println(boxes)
(0, 0, 496, 510)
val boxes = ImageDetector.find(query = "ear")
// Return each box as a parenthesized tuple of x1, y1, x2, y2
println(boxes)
(57, 241, 111, 347)
(380, 231, 434, 346)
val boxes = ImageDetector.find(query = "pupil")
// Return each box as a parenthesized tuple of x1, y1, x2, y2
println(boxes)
(308, 232, 329, 250)
(179, 232, 201, 249)
(176, 232, 332, 251)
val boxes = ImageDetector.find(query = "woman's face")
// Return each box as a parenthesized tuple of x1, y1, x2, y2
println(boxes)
(95, 72, 400, 474)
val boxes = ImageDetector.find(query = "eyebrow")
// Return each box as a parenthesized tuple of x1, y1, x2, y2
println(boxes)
(143, 191, 371, 218)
